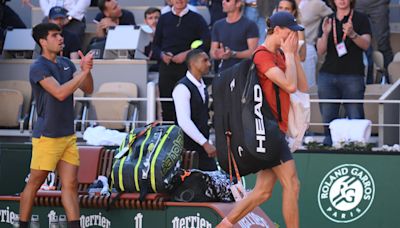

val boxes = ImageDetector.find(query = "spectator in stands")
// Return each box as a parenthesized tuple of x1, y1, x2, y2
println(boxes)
(356, 0, 393, 82)
(173, 49, 217, 171)
(243, 0, 275, 44)
(37, 0, 90, 41)
(210, 0, 259, 72)
(144, 7, 161, 61)
(161, 0, 199, 14)
(206, 0, 226, 27)
(144, 8, 161, 35)
(217, 11, 307, 228)
(144, 7, 162, 120)
(276, 0, 306, 62)
(19, 22, 93, 228)
(95, 0, 136, 38)
(152, 0, 211, 122)
(316, 0, 371, 146)
(0, 0, 26, 52)
(48, 6, 81, 59)
(298, 0, 332, 87)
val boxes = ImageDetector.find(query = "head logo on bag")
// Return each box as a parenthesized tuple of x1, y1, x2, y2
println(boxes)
(254, 84, 266, 154)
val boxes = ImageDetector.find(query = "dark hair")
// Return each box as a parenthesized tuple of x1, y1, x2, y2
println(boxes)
(186, 49, 205, 69)
(266, 18, 275, 35)
(97, 0, 108, 12)
(32, 23, 61, 49)
(329, 0, 356, 11)
(144, 7, 161, 19)
(277, 0, 299, 20)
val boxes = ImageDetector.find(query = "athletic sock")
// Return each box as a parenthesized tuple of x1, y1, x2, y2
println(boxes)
(19, 221, 29, 228)
(68, 220, 81, 228)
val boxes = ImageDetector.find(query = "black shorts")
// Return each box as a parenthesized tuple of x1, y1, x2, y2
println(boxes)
(263, 142, 293, 169)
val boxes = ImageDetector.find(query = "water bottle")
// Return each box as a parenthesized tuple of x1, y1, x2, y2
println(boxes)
(49, 215, 59, 228)
(12, 214, 19, 228)
(381, 73, 388, 84)
(58, 215, 67, 228)
(30, 215, 40, 228)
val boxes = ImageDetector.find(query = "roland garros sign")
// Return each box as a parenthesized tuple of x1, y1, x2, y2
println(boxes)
(317, 164, 375, 223)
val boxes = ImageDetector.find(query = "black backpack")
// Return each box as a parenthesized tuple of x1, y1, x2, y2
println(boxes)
(171, 169, 234, 202)
(212, 50, 289, 176)
(111, 123, 184, 200)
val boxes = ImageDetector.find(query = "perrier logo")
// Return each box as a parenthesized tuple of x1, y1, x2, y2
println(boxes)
(317, 164, 375, 223)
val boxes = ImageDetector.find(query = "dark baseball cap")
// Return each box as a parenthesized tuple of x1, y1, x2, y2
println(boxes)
(49, 6, 68, 20)
(269, 11, 304, 31)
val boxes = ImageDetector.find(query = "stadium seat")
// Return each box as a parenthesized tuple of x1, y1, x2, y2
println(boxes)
(0, 80, 32, 127)
(0, 89, 24, 129)
(372, 51, 386, 83)
(90, 92, 132, 131)
(388, 61, 400, 83)
(98, 82, 138, 97)
(364, 84, 392, 134)
(91, 82, 139, 131)
(393, 52, 400, 62)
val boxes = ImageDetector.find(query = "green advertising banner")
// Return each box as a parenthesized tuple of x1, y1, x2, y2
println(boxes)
(0, 201, 275, 227)
(244, 151, 400, 228)
(0, 201, 166, 227)
(1, 143, 400, 227)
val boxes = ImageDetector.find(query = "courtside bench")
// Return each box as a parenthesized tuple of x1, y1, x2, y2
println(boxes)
(0, 146, 274, 227)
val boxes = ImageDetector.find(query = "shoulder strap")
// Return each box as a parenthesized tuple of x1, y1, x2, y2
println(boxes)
(251, 48, 267, 61)
(275, 49, 284, 122)
(253, 47, 283, 122)
(274, 84, 282, 122)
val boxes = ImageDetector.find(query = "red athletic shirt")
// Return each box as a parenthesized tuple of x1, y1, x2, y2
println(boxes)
(253, 46, 290, 133)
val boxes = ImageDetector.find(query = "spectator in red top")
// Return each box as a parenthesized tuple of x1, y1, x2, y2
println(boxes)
(217, 11, 308, 228)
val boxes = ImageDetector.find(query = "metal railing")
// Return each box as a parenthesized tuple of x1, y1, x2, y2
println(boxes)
(2, 81, 400, 147)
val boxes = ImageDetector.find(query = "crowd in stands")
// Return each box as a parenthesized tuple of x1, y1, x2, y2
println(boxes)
(0, 0, 398, 147)
(210, 0, 259, 72)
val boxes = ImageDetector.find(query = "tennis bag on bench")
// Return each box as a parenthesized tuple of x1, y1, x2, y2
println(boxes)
(212, 52, 288, 176)
(111, 123, 184, 200)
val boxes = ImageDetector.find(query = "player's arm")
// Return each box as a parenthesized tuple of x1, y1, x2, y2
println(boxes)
(39, 70, 90, 101)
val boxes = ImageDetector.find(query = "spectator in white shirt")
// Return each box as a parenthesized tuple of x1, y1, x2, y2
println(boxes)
(172, 49, 217, 171)
(39, 0, 90, 41)
(161, 0, 199, 14)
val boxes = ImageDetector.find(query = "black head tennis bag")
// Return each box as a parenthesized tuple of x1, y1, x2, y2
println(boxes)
(213, 52, 288, 176)
(111, 123, 184, 200)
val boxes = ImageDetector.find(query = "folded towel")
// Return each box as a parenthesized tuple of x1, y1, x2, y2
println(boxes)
(98, 175, 110, 196)
(83, 126, 127, 146)
(329, 119, 372, 147)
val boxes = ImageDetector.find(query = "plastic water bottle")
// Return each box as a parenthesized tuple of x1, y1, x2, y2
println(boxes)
(12, 214, 19, 228)
(381, 73, 387, 84)
(58, 215, 67, 228)
(30, 215, 40, 228)
(49, 215, 59, 228)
